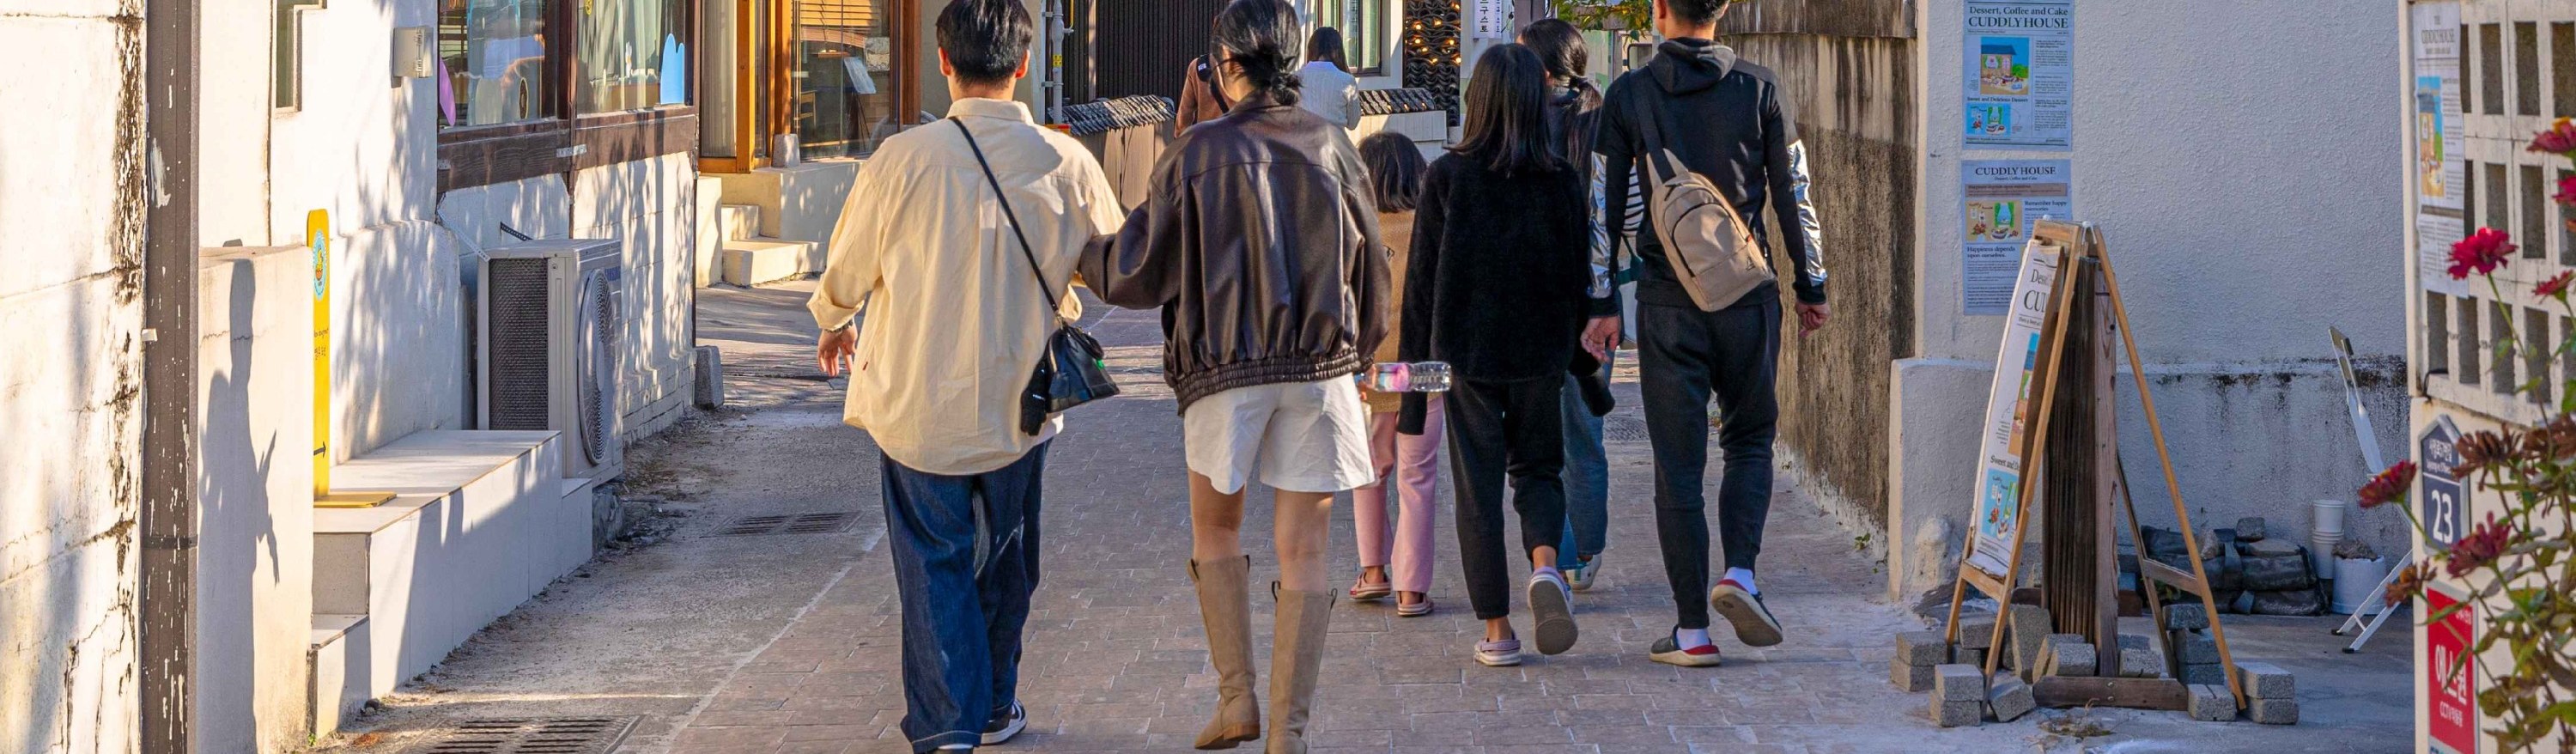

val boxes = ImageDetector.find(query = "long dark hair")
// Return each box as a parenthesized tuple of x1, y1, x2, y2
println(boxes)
(1307, 27, 1348, 72)
(1520, 18, 1601, 180)
(1358, 132, 1426, 212)
(1211, 0, 1304, 106)
(1450, 44, 1565, 177)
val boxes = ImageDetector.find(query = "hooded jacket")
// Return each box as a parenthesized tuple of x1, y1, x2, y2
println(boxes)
(1598, 39, 1827, 309)
(1080, 94, 1392, 411)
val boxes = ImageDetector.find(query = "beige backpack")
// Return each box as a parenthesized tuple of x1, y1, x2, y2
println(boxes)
(1638, 110, 1775, 312)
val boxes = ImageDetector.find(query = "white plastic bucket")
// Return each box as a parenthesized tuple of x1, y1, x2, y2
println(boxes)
(2312, 499, 2348, 535)
(2334, 556, 2392, 615)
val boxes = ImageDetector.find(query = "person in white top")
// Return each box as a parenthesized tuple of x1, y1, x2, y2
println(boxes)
(806, 2, 1122, 751)
(1295, 27, 1363, 130)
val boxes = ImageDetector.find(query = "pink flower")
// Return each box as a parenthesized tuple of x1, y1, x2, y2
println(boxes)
(2358, 460, 2415, 508)
(2555, 174, 2576, 207)
(2532, 118, 2576, 155)
(2543, 271, 2576, 300)
(2444, 513, 2518, 578)
(2450, 228, 2516, 280)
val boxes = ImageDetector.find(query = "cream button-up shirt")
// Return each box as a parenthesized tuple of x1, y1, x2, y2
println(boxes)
(807, 98, 1126, 475)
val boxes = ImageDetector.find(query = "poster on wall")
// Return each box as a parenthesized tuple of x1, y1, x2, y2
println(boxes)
(1964, 240, 2062, 579)
(2426, 587, 2479, 754)
(2414, 2, 2469, 297)
(1961, 160, 2073, 315)
(1962, 0, 2073, 149)
(1468, 0, 1513, 40)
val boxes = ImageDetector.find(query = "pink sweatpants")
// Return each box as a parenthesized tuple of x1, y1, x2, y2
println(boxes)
(1352, 396, 1443, 593)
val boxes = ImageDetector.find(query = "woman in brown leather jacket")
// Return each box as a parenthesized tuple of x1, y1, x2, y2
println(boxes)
(1077, 2, 1388, 751)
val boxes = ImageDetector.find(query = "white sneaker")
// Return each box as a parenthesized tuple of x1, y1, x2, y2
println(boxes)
(1528, 569, 1578, 655)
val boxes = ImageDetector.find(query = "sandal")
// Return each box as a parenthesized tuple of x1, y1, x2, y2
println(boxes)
(1395, 593, 1433, 617)
(1348, 574, 1393, 601)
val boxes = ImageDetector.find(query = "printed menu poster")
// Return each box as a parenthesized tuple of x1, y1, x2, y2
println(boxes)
(1962, 160, 2073, 314)
(2415, 2, 2469, 297)
(1965, 240, 2062, 580)
(1963, 0, 2073, 149)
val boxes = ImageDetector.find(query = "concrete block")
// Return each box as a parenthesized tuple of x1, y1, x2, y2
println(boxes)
(2235, 517, 2267, 541)
(2008, 605, 2053, 677)
(1953, 646, 1988, 668)
(2235, 661, 2296, 699)
(1952, 618, 1997, 649)
(2048, 640, 2098, 677)
(692, 345, 725, 408)
(1933, 698, 1984, 727)
(2242, 553, 2314, 591)
(2239, 538, 2301, 557)
(2118, 633, 2149, 651)
(2181, 663, 2227, 686)
(2187, 684, 2236, 721)
(2248, 696, 2300, 725)
(2118, 647, 2164, 678)
(1895, 630, 1950, 666)
(1986, 673, 2036, 722)
(1891, 658, 1936, 692)
(1934, 664, 1986, 702)
(2175, 632, 2221, 664)
(720, 240, 817, 286)
(2164, 603, 2209, 630)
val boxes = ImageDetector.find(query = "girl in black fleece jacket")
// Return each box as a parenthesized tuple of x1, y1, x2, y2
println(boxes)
(1396, 43, 1612, 667)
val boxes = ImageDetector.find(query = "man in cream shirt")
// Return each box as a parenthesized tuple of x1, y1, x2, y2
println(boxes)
(807, 1, 1122, 750)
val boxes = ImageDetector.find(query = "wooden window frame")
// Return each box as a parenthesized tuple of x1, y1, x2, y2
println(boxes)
(699, 0, 924, 173)
(438, 0, 708, 192)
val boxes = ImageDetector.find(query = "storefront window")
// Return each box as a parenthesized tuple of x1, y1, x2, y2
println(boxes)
(439, 0, 555, 127)
(580, 0, 692, 112)
(1312, 0, 1389, 75)
(796, 0, 904, 159)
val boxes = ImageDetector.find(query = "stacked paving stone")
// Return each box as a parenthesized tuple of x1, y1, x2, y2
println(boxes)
(2142, 519, 2327, 617)
(2166, 604, 2229, 685)
(2236, 661, 2300, 724)
(1888, 617, 2032, 727)
(1893, 603, 2295, 727)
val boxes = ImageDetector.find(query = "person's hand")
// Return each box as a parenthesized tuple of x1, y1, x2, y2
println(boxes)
(817, 325, 856, 377)
(1795, 302, 1831, 336)
(1583, 315, 1622, 361)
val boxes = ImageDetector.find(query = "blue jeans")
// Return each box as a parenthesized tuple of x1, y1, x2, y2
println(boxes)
(1558, 352, 1613, 569)
(881, 442, 1048, 753)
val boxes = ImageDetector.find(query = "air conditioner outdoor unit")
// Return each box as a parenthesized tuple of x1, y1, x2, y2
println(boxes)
(477, 239, 625, 483)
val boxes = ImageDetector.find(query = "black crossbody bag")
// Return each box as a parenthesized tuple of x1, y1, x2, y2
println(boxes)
(951, 117, 1121, 435)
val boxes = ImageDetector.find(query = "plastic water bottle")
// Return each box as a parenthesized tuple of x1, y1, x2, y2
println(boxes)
(1360, 362, 1452, 392)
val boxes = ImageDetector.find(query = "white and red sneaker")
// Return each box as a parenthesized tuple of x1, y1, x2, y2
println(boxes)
(1649, 635, 1722, 667)
(1710, 578, 1783, 648)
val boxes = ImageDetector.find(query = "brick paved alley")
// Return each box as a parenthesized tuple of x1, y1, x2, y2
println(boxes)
(320, 282, 2415, 754)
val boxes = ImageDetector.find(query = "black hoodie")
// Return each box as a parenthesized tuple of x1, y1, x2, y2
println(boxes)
(1598, 39, 1827, 309)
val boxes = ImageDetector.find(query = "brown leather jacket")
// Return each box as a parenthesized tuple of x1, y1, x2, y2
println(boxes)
(1082, 95, 1392, 410)
(1176, 56, 1230, 137)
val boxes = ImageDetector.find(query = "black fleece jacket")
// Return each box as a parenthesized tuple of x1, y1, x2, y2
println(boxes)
(1599, 39, 1828, 309)
(1395, 153, 1604, 434)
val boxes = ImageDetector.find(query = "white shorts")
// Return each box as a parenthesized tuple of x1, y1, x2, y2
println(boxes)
(1182, 378, 1377, 495)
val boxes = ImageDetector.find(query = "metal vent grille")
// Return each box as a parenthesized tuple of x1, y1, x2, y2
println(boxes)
(407, 717, 636, 754)
(1602, 415, 1650, 443)
(485, 258, 554, 431)
(579, 270, 619, 464)
(711, 512, 860, 537)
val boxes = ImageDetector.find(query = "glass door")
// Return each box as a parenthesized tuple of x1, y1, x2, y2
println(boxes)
(793, 0, 913, 160)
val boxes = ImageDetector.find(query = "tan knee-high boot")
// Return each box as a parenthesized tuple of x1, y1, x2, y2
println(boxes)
(1190, 556, 1261, 749)
(1265, 587, 1334, 754)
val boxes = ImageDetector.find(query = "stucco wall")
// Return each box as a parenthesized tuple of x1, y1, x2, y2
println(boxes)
(1886, 0, 2408, 599)
(195, 247, 319, 754)
(1722, 3, 1918, 543)
(0, 6, 146, 753)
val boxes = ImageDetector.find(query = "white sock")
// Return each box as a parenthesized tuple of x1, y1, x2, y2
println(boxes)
(1724, 568, 1759, 595)
(1675, 627, 1712, 648)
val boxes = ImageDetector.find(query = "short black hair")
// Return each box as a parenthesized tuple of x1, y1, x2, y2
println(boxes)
(1661, 0, 1728, 26)
(1212, 0, 1304, 106)
(1450, 44, 1565, 177)
(937, 0, 1034, 87)
(1307, 27, 1348, 72)
(1358, 132, 1426, 212)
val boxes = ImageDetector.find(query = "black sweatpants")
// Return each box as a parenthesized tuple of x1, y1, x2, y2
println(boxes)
(1445, 374, 1570, 621)
(1637, 299, 1782, 630)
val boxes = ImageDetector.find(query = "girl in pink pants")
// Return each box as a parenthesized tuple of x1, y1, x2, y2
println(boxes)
(1348, 131, 1442, 617)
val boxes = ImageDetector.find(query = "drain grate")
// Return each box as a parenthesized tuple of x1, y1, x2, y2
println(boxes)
(1602, 415, 1651, 443)
(409, 717, 637, 754)
(711, 512, 860, 537)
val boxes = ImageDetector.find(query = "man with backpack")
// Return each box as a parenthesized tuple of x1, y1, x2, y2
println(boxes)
(1596, 0, 1829, 668)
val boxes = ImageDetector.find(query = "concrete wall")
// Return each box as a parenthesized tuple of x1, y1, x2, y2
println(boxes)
(1886, 0, 2408, 599)
(1722, 1, 1918, 547)
(196, 247, 319, 754)
(0, 4, 146, 753)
